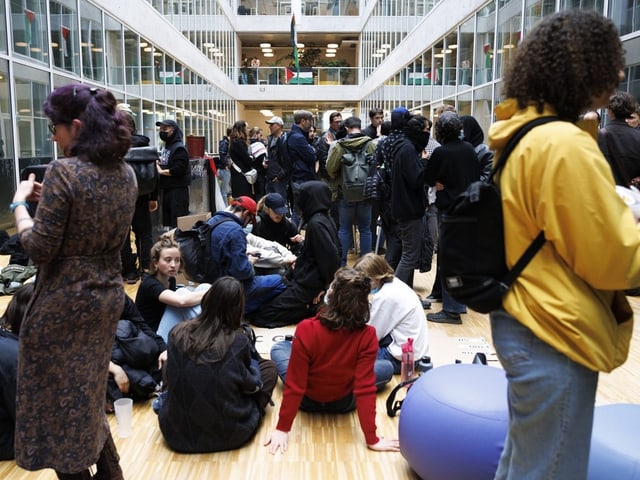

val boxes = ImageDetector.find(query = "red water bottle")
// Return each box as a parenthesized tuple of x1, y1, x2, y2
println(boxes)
(400, 338, 415, 383)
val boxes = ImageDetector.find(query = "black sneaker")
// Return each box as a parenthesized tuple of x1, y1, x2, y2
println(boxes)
(425, 294, 442, 302)
(427, 310, 462, 325)
(421, 298, 432, 309)
(125, 272, 139, 284)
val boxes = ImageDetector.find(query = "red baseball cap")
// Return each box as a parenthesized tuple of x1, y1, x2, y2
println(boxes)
(230, 196, 257, 217)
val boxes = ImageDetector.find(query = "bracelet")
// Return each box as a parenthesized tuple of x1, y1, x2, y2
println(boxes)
(10, 201, 29, 213)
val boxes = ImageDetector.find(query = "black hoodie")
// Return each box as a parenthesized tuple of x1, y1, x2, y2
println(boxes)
(159, 125, 191, 189)
(293, 181, 341, 291)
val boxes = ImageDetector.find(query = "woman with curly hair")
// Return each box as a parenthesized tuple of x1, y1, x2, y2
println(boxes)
(265, 267, 396, 454)
(488, 10, 637, 479)
(11, 84, 138, 479)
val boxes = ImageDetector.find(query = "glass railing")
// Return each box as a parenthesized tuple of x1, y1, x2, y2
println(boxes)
(236, 0, 359, 16)
(238, 66, 359, 85)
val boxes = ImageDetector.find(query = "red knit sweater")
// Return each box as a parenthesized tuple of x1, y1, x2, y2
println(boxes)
(276, 316, 379, 445)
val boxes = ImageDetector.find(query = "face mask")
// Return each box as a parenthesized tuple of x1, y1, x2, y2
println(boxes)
(370, 287, 380, 295)
(242, 223, 253, 235)
(159, 131, 170, 142)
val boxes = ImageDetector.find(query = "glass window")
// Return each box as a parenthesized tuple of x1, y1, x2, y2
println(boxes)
(496, 1, 521, 80)
(524, 0, 555, 34)
(560, 0, 604, 13)
(105, 15, 124, 86)
(14, 63, 52, 176)
(80, 0, 104, 81)
(0, 2, 7, 53)
(0, 59, 14, 229)
(476, 2, 495, 84)
(50, 0, 80, 75)
(124, 30, 141, 95)
(11, 0, 49, 64)
(459, 17, 474, 88)
(609, 0, 640, 36)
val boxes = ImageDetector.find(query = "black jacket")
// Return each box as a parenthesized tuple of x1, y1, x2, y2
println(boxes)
(0, 329, 18, 460)
(425, 139, 481, 211)
(293, 181, 341, 291)
(390, 135, 428, 222)
(159, 127, 190, 189)
(597, 119, 640, 185)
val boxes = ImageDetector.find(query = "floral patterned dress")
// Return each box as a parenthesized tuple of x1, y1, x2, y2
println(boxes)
(16, 157, 137, 473)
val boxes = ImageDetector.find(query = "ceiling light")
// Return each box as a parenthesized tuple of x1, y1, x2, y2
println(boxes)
(30, 47, 42, 52)
(504, 44, 515, 49)
(91, 47, 103, 52)
(262, 48, 272, 53)
(259, 43, 271, 48)
(203, 42, 215, 47)
(327, 43, 338, 49)
(444, 49, 452, 53)
(381, 43, 391, 49)
(144, 47, 152, 52)
(15, 41, 28, 47)
(326, 48, 336, 53)
(209, 47, 219, 52)
(264, 52, 274, 57)
(297, 43, 304, 48)
(326, 53, 336, 57)
(434, 53, 444, 58)
(140, 42, 148, 48)
(376, 49, 386, 54)
(372, 53, 383, 58)
(19, 108, 31, 113)
(51, 42, 59, 47)
(260, 109, 274, 116)
(212, 52, 223, 57)
(449, 44, 458, 49)
(153, 52, 161, 56)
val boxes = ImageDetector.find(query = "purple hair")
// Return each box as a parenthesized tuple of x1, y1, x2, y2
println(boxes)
(43, 83, 131, 165)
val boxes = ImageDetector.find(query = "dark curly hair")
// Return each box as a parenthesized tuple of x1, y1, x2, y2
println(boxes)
(502, 10, 624, 122)
(436, 111, 462, 144)
(319, 267, 371, 331)
(43, 84, 131, 165)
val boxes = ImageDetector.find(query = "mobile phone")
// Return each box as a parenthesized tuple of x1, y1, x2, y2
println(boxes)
(20, 164, 48, 183)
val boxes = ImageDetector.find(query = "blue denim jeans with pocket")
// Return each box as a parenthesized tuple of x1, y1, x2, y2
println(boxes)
(490, 309, 598, 480)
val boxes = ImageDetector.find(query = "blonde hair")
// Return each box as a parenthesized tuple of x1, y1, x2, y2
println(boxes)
(149, 236, 181, 276)
(353, 253, 395, 286)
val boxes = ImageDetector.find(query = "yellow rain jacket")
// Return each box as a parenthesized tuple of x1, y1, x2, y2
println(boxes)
(488, 99, 638, 372)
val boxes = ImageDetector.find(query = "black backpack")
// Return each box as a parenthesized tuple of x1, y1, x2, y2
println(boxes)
(277, 132, 292, 176)
(124, 146, 159, 196)
(439, 116, 558, 313)
(339, 139, 374, 202)
(173, 218, 233, 283)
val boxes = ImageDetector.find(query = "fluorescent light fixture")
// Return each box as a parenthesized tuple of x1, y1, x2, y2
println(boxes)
(51, 42, 59, 47)
(203, 42, 215, 47)
(30, 47, 42, 52)
(19, 108, 30, 113)
(496, 48, 504, 54)
(140, 42, 148, 48)
(327, 43, 339, 48)
(91, 47, 103, 52)
(262, 48, 272, 53)
(213, 52, 223, 57)
(15, 42, 28, 47)
(264, 52, 274, 57)
(209, 47, 220, 52)
(260, 109, 274, 116)
(297, 43, 304, 48)
(381, 43, 391, 49)
(449, 44, 458, 49)
(444, 49, 452, 53)
(153, 52, 161, 56)
(434, 53, 445, 58)
(259, 43, 271, 48)
(372, 53, 383, 58)
(144, 47, 152, 52)
(326, 53, 336, 57)
(326, 48, 336, 53)
(504, 44, 515, 49)
(376, 49, 386, 54)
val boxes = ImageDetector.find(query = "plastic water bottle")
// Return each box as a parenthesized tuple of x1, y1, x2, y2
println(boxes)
(400, 338, 415, 383)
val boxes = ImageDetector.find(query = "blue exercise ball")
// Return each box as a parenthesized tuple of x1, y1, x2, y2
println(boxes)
(399, 364, 508, 480)
(588, 403, 640, 480)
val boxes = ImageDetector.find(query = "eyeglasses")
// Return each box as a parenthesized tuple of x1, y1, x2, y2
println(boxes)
(48, 123, 57, 135)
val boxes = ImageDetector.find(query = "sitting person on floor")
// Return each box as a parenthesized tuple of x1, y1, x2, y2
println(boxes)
(0, 283, 34, 460)
(206, 196, 287, 314)
(107, 295, 168, 412)
(248, 181, 341, 328)
(135, 237, 210, 342)
(155, 276, 277, 453)
(253, 193, 304, 256)
(353, 253, 429, 374)
(265, 267, 397, 454)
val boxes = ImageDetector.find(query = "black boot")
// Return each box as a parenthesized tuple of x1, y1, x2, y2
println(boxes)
(56, 470, 92, 480)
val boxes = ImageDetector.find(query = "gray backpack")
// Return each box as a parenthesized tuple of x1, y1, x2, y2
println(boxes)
(339, 140, 372, 202)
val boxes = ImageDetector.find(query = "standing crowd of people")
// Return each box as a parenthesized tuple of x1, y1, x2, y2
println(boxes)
(1, 9, 640, 480)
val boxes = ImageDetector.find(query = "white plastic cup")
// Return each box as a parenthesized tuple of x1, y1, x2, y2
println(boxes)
(113, 398, 133, 438)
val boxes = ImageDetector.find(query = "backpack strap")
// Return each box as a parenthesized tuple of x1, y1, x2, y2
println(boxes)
(491, 116, 559, 290)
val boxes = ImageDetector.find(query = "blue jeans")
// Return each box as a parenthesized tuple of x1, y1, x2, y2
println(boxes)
(244, 275, 287, 315)
(394, 218, 424, 288)
(270, 340, 393, 392)
(490, 309, 598, 480)
(377, 347, 402, 374)
(156, 283, 210, 342)
(217, 168, 230, 206)
(337, 199, 372, 265)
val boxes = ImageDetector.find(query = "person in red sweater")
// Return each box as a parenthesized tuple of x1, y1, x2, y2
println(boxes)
(264, 267, 398, 454)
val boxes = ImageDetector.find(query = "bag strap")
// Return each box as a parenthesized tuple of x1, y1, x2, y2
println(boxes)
(491, 116, 560, 290)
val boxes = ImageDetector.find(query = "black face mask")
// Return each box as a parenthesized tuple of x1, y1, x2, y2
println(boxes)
(406, 129, 430, 150)
(159, 131, 171, 142)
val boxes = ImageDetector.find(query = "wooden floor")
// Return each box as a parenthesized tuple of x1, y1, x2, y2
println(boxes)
(1, 256, 639, 479)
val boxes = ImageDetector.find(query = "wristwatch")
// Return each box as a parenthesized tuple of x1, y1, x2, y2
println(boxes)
(9, 201, 29, 212)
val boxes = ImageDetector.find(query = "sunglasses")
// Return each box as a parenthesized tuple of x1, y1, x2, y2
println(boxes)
(48, 123, 57, 135)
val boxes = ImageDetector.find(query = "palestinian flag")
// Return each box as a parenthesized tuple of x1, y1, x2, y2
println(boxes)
(61, 25, 71, 57)
(290, 14, 299, 78)
(24, 8, 36, 45)
(285, 67, 313, 84)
